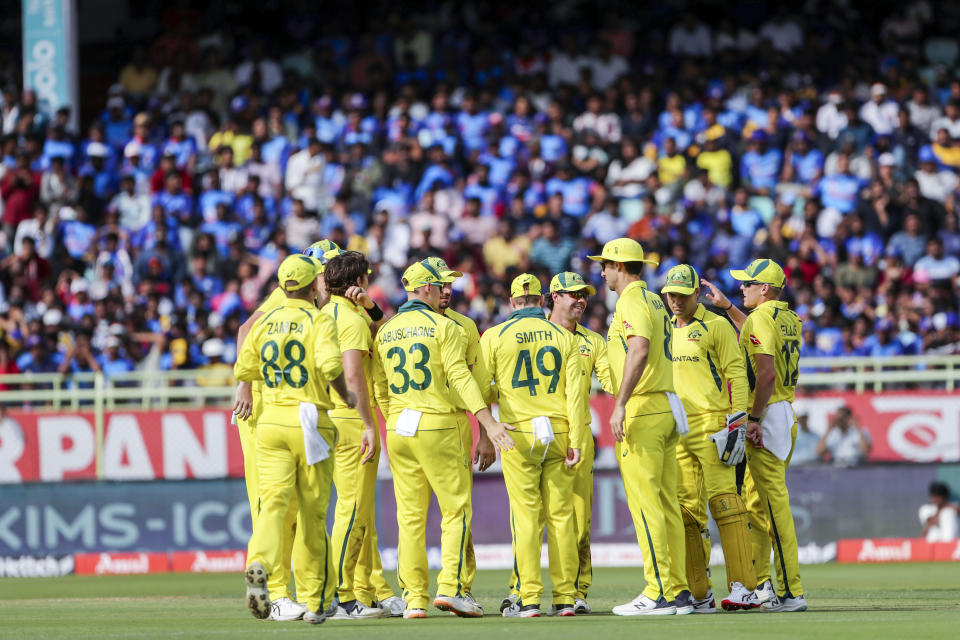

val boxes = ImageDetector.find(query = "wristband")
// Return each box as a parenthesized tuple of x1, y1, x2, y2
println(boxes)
(724, 302, 734, 311)
(748, 414, 762, 423)
(367, 302, 384, 321)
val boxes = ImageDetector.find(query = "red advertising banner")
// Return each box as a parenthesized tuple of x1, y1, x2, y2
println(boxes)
(836, 538, 960, 563)
(74, 552, 170, 575)
(0, 409, 244, 483)
(1, 390, 958, 483)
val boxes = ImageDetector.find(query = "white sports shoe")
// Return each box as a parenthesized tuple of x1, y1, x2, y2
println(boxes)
(574, 598, 591, 614)
(268, 597, 306, 621)
(331, 600, 386, 620)
(612, 594, 677, 616)
(693, 590, 717, 613)
(403, 608, 427, 619)
(754, 580, 775, 605)
(379, 596, 406, 617)
(433, 594, 483, 618)
(499, 593, 518, 612)
(763, 594, 808, 612)
(303, 609, 327, 625)
(722, 582, 762, 611)
(463, 592, 483, 612)
(244, 562, 271, 620)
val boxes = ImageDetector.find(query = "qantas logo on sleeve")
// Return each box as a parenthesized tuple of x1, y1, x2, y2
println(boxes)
(623, 320, 633, 329)
(749, 335, 762, 346)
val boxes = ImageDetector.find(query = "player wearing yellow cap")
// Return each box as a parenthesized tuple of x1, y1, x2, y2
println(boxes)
(703, 259, 807, 613)
(589, 238, 692, 616)
(477, 274, 587, 618)
(372, 259, 515, 619)
(235, 254, 358, 624)
(423, 256, 495, 613)
(500, 272, 612, 615)
(660, 264, 759, 613)
(319, 250, 404, 620)
(231, 240, 341, 622)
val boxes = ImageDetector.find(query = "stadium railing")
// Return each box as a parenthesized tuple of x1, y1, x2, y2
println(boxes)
(0, 355, 957, 411)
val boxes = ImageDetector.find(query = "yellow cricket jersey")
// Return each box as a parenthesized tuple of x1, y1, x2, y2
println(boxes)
(740, 300, 802, 407)
(670, 303, 748, 417)
(322, 295, 385, 419)
(477, 307, 587, 447)
(234, 297, 343, 426)
(569, 322, 612, 449)
(372, 299, 487, 429)
(607, 280, 674, 417)
(256, 286, 286, 313)
(443, 307, 493, 406)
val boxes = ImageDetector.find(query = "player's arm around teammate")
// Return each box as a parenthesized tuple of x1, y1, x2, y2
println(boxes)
(234, 254, 356, 624)
(728, 259, 807, 613)
(476, 274, 585, 618)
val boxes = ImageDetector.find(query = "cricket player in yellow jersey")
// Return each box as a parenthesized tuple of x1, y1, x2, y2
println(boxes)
(372, 259, 515, 619)
(589, 238, 693, 616)
(235, 254, 359, 624)
(477, 274, 587, 618)
(660, 264, 759, 613)
(548, 271, 612, 614)
(425, 256, 496, 612)
(501, 271, 612, 615)
(231, 239, 339, 622)
(320, 250, 405, 620)
(703, 258, 808, 612)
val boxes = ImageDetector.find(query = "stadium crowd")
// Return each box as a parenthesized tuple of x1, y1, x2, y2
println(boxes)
(1, 1, 959, 380)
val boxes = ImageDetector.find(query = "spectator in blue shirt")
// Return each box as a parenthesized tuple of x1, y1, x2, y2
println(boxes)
(456, 93, 490, 153)
(783, 130, 824, 186)
(545, 164, 594, 218)
(862, 317, 905, 357)
(98, 336, 135, 378)
(152, 172, 194, 224)
(740, 130, 782, 194)
(530, 220, 576, 274)
(814, 154, 866, 236)
(462, 163, 502, 216)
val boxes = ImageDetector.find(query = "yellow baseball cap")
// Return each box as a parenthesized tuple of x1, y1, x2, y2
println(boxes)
(510, 273, 543, 297)
(587, 238, 659, 266)
(549, 271, 596, 296)
(661, 264, 701, 295)
(729, 258, 787, 288)
(424, 256, 462, 282)
(402, 258, 445, 291)
(304, 239, 340, 259)
(277, 254, 321, 291)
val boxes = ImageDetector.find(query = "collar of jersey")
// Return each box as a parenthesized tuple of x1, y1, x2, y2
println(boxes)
(622, 280, 648, 296)
(281, 297, 316, 309)
(507, 307, 547, 321)
(756, 300, 789, 312)
(398, 299, 436, 314)
(671, 302, 707, 325)
(329, 294, 363, 314)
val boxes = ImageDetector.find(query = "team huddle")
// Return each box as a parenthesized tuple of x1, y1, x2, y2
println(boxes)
(230, 236, 808, 624)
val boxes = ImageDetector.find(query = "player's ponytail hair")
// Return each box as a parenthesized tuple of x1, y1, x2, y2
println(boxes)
(324, 251, 370, 296)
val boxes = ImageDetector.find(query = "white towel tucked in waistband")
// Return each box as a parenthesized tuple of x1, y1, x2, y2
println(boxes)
(666, 392, 690, 436)
(761, 400, 795, 461)
(396, 408, 422, 437)
(299, 402, 330, 465)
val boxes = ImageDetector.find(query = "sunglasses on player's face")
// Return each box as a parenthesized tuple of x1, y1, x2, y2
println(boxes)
(742, 281, 763, 288)
(561, 290, 589, 300)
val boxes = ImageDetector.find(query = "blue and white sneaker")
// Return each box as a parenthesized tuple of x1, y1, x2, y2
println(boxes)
(612, 594, 677, 616)
(763, 594, 807, 612)
(672, 590, 695, 615)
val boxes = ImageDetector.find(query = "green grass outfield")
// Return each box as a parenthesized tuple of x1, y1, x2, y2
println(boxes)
(1, 563, 958, 639)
